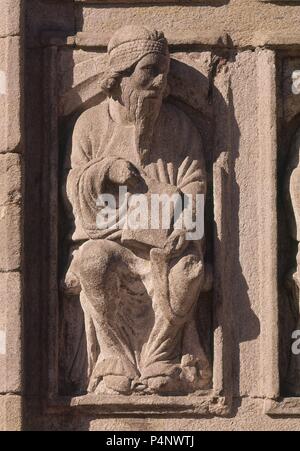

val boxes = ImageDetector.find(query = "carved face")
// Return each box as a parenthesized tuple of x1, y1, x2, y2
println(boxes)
(126, 53, 169, 95)
(118, 53, 169, 122)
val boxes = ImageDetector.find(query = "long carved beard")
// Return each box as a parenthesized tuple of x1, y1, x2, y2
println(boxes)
(122, 86, 163, 163)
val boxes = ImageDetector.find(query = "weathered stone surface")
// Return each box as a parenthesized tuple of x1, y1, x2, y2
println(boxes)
(75, 1, 300, 48)
(0, 204, 21, 271)
(76, 0, 205, 2)
(259, 0, 300, 2)
(26, 398, 300, 431)
(0, 0, 23, 434)
(224, 50, 261, 398)
(256, 49, 279, 399)
(0, 272, 22, 394)
(0, 36, 22, 153)
(26, 0, 75, 48)
(0, 395, 22, 431)
(0, 155, 22, 392)
(0, 0, 22, 38)
(0, 153, 22, 206)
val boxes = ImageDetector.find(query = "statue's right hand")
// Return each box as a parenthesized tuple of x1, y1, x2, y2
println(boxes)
(108, 159, 140, 187)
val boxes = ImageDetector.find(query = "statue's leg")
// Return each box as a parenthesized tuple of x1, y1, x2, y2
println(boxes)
(141, 243, 206, 393)
(79, 291, 99, 386)
(78, 239, 140, 394)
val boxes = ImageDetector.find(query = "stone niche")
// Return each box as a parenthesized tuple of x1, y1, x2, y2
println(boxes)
(40, 18, 239, 418)
(41, 28, 263, 416)
(5, 0, 300, 431)
(49, 38, 223, 415)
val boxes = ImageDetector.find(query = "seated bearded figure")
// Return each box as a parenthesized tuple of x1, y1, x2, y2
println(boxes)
(64, 25, 212, 395)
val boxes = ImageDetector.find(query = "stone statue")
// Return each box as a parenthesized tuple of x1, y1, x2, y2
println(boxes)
(64, 25, 212, 395)
(285, 127, 300, 395)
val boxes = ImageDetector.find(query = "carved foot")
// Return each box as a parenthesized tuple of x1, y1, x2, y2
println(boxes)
(96, 375, 133, 395)
(145, 375, 179, 394)
(88, 355, 140, 395)
(140, 356, 211, 394)
(141, 363, 182, 394)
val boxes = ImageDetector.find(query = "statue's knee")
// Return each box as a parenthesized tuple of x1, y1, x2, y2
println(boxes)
(79, 240, 119, 286)
(171, 254, 212, 296)
(173, 254, 204, 283)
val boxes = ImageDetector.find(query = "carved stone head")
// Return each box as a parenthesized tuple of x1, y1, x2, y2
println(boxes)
(101, 25, 170, 123)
